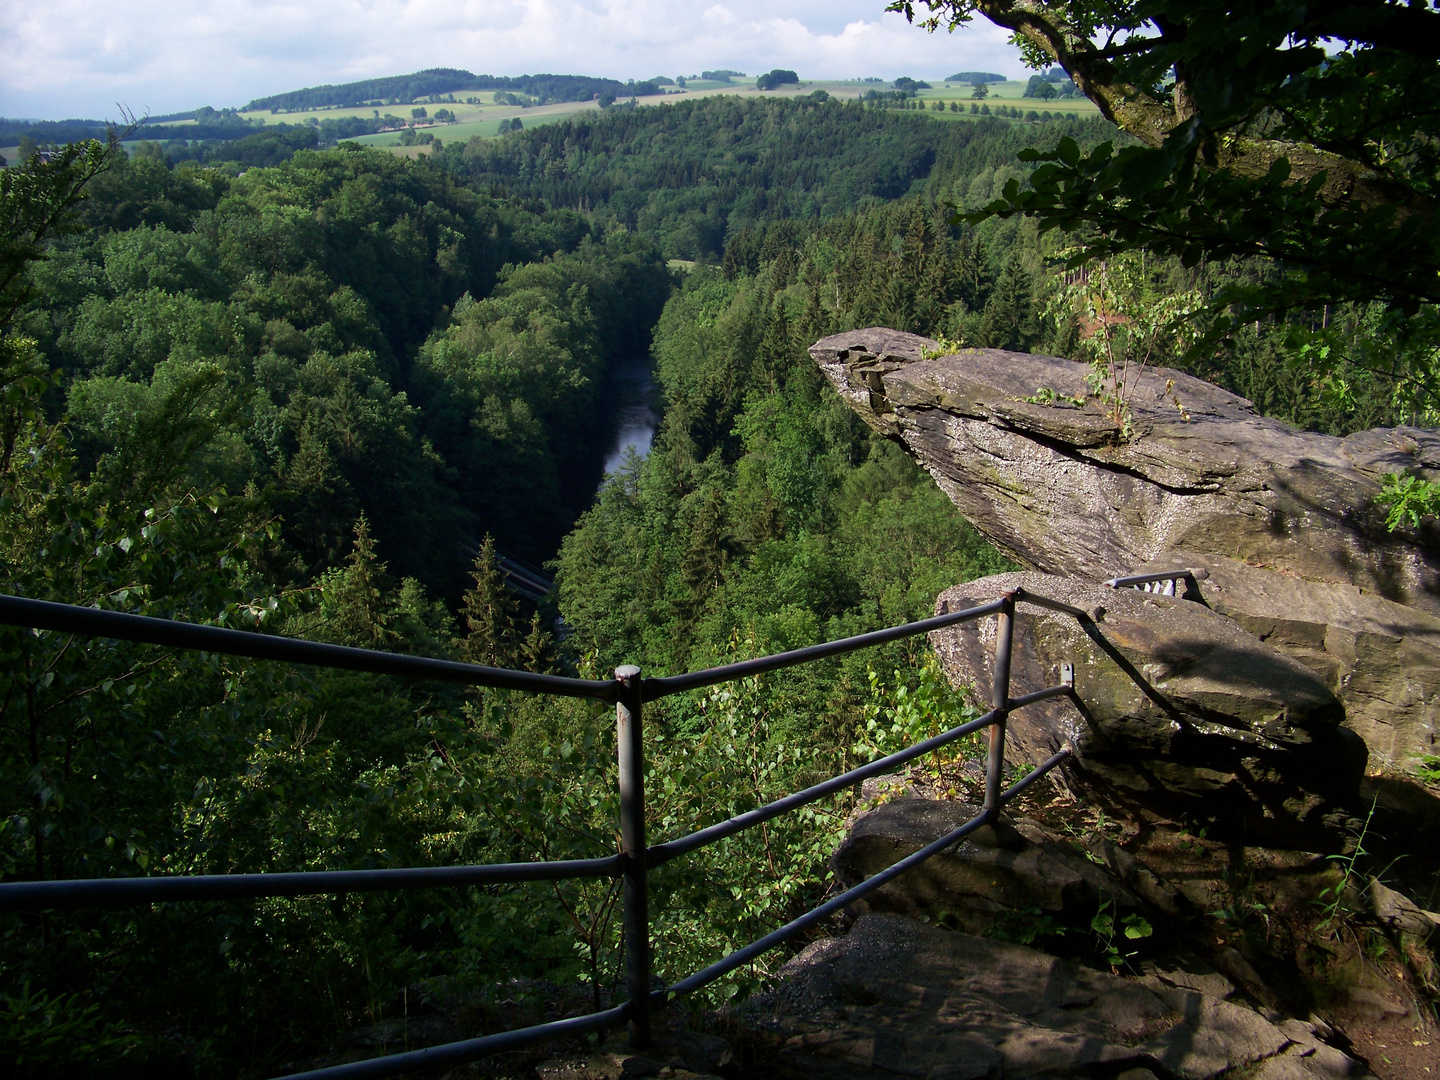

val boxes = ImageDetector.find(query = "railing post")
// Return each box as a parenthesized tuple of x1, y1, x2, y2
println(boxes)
(984, 593, 1016, 820)
(615, 664, 652, 1048)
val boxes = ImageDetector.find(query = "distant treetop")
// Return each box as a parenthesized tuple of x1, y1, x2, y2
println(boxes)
(756, 69, 800, 91)
(701, 70, 746, 81)
(946, 71, 1006, 83)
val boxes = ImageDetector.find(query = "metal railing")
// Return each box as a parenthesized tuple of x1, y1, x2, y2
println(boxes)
(0, 588, 1083, 1080)
(1104, 568, 1206, 600)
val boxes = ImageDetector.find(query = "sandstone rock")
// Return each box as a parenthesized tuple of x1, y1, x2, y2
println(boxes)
(1139, 986, 1294, 1079)
(810, 328, 1440, 780)
(1250, 1044, 1363, 1080)
(749, 913, 1365, 1079)
(1271, 1019, 1370, 1080)
(1343, 986, 1408, 1024)
(928, 571, 1364, 844)
(831, 797, 1147, 931)
(1085, 836, 1189, 916)
(1369, 878, 1440, 939)
(810, 328, 1440, 606)
(1134, 551, 1440, 777)
(1139, 959, 1235, 1001)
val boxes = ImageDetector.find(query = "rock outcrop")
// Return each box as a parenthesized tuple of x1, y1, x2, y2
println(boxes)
(1132, 552, 1440, 781)
(748, 913, 1369, 1079)
(928, 572, 1365, 844)
(810, 329, 1440, 787)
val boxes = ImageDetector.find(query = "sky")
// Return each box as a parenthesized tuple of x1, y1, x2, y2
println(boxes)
(0, 1, 1025, 120)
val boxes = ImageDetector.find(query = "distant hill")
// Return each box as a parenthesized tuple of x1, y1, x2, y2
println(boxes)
(243, 69, 635, 111)
(0, 112, 257, 146)
(0, 70, 661, 152)
(1, 117, 112, 144)
(947, 71, 1008, 83)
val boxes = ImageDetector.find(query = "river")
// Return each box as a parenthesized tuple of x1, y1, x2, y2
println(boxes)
(599, 360, 659, 480)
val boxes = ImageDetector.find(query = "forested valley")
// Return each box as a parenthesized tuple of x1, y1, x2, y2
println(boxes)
(1, 94, 1420, 1076)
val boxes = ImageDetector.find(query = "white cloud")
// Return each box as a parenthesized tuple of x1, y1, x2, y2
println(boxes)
(0, 1, 1023, 120)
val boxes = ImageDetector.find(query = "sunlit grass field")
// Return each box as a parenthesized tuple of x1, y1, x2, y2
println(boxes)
(349, 111, 579, 147)
(917, 80, 1100, 119)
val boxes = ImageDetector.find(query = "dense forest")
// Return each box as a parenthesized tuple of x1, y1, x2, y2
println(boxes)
(1, 91, 1424, 1076)
(446, 97, 1071, 259)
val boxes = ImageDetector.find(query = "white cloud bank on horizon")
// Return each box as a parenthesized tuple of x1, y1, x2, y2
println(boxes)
(0, 1, 1024, 120)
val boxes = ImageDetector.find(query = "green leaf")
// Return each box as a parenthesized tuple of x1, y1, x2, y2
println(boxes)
(1121, 914, 1153, 940)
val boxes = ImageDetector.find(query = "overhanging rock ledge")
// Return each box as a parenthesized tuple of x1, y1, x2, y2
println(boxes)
(810, 328, 1440, 789)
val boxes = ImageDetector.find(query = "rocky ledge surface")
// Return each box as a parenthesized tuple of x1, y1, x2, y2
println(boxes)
(749, 913, 1368, 1080)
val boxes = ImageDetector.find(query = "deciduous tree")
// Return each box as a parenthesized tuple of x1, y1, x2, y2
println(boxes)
(890, 0, 1440, 410)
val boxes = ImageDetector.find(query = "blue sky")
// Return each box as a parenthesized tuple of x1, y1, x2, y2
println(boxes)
(1, 1, 1026, 120)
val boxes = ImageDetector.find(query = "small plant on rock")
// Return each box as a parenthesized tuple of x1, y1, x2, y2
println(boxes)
(1044, 252, 1201, 440)
(919, 333, 969, 359)
(1090, 898, 1152, 970)
(1212, 897, 1274, 945)
(1415, 754, 1440, 785)
(985, 906, 1066, 946)
(1313, 799, 1382, 936)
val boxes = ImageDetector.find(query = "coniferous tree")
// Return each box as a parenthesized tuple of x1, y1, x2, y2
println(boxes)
(757, 304, 794, 394)
(520, 610, 559, 673)
(318, 514, 396, 649)
(458, 534, 522, 667)
(680, 485, 730, 615)
(976, 249, 1042, 352)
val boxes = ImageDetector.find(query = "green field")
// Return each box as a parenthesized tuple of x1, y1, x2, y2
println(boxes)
(917, 80, 1100, 116)
(239, 96, 521, 127)
(349, 110, 579, 148)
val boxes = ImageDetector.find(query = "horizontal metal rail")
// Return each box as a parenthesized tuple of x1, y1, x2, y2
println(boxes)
(642, 598, 1007, 701)
(274, 1003, 630, 1080)
(1103, 569, 1199, 589)
(648, 707, 1003, 868)
(1002, 746, 1075, 801)
(661, 813, 989, 997)
(0, 856, 625, 912)
(1103, 569, 1207, 606)
(0, 595, 618, 702)
(660, 746, 1074, 1001)
(1010, 586, 1091, 620)
(1006, 681, 1073, 711)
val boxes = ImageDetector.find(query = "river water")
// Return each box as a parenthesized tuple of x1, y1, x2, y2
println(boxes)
(600, 360, 659, 479)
